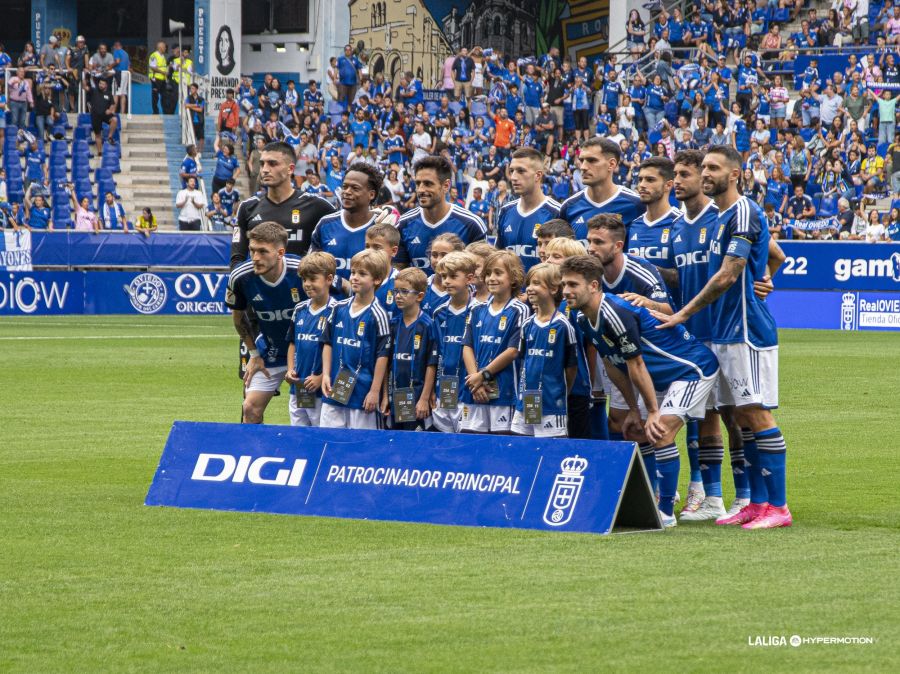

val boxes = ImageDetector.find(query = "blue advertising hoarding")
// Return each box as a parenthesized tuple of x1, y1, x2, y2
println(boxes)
(773, 242, 900, 291)
(146, 422, 662, 536)
(0, 271, 228, 316)
(768, 290, 900, 331)
(28, 232, 230, 270)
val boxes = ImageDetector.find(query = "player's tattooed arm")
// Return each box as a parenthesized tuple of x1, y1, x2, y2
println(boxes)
(656, 266, 680, 289)
(653, 255, 746, 329)
(232, 310, 256, 351)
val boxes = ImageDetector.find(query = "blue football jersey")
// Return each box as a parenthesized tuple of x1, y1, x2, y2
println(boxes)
(496, 197, 561, 271)
(288, 297, 337, 396)
(375, 267, 397, 319)
(218, 188, 241, 216)
(578, 294, 718, 389)
(395, 205, 487, 273)
(390, 311, 439, 403)
(671, 200, 718, 341)
(433, 298, 479, 394)
(320, 298, 392, 410)
(602, 254, 670, 305)
(462, 298, 529, 406)
(226, 257, 307, 368)
(627, 206, 681, 269)
(559, 301, 593, 397)
(422, 275, 450, 316)
(559, 187, 646, 240)
(517, 312, 578, 416)
(309, 211, 376, 280)
(709, 197, 778, 348)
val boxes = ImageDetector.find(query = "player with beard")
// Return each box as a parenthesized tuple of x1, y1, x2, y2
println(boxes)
(558, 137, 645, 241)
(396, 156, 487, 275)
(496, 147, 560, 272)
(655, 145, 792, 529)
(629, 157, 681, 285)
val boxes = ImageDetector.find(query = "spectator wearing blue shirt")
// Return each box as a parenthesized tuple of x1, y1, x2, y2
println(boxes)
(521, 65, 544, 125)
(184, 83, 206, 152)
(505, 84, 524, 118)
(452, 47, 475, 101)
(350, 108, 373, 150)
(336, 44, 361, 109)
(180, 145, 201, 188)
(24, 140, 47, 191)
(111, 40, 131, 111)
(303, 80, 324, 113)
(24, 193, 52, 230)
(212, 139, 241, 194)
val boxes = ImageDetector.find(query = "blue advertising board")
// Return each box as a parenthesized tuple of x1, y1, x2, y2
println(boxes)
(145, 422, 662, 536)
(0, 271, 229, 316)
(773, 242, 900, 291)
(29, 232, 230, 269)
(0, 271, 83, 315)
(768, 290, 900, 331)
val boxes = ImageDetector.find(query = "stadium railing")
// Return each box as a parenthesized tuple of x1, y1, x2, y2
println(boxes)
(178, 74, 212, 232)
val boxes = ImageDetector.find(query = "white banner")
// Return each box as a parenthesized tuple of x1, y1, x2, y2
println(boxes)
(0, 230, 33, 271)
(207, 0, 241, 112)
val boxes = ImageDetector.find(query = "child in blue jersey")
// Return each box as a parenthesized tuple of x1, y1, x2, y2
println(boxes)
(364, 222, 401, 318)
(422, 233, 464, 315)
(286, 252, 338, 427)
(464, 240, 495, 304)
(226, 223, 308, 424)
(432, 251, 480, 433)
(511, 263, 578, 438)
(460, 250, 528, 434)
(560, 255, 720, 528)
(320, 249, 392, 429)
(388, 268, 439, 431)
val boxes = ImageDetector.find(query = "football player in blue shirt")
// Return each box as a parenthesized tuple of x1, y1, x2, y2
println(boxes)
(630, 157, 681, 280)
(559, 138, 646, 241)
(460, 250, 528, 434)
(310, 162, 382, 280)
(286, 252, 338, 427)
(226, 222, 307, 424)
(396, 156, 487, 273)
(469, 187, 490, 222)
(431, 251, 480, 433)
(511, 263, 579, 438)
(388, 268, 439, 430)
(497, 147, 562, 272)
(656, 145, 792, 529)
(560, 255, 720, 528)
(320, 248, 392, 429)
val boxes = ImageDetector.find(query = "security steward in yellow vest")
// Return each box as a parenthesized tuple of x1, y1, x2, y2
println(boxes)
(171, 47, 193, 89)
(148, 41, 168, 115)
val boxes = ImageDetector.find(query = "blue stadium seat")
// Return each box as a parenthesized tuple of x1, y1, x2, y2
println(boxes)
(448, 101, 463, 115)
(469, 100, 488, 116)
(74, 125, 92, 142)
(819, 194, 838, 217)
(774, 8, 790, 22)
(877, 142, 889, 157)
(76, 113, 92, 126)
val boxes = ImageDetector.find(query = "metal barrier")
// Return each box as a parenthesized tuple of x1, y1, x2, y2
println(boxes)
(178, 72, 212, 232)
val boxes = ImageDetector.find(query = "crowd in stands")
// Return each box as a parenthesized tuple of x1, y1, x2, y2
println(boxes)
(5, 2, 900, 241)
(0, 35, 134, 231)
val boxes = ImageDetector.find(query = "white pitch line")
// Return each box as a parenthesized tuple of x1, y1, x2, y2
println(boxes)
(0, 334, 232, 341)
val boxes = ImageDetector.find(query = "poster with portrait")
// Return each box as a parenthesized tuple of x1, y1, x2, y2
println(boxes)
(203, 0, 241, 112)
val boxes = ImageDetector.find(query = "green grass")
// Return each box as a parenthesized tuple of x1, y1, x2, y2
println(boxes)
(1, 316, 898, 672)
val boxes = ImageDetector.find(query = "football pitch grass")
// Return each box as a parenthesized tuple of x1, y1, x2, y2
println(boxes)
(1, 316, 898, 672)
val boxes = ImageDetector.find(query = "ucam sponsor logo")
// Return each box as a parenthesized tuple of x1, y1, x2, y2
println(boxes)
(0, 275, 71, 314)
(834, 253, 900, 283)
(191, 453, 308, 487)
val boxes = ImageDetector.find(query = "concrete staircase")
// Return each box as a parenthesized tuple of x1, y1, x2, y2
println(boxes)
(117, 114, 252, 231)
(118, 115, 180, 230)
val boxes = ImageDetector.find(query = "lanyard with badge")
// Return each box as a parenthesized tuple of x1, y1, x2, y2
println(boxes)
(330, 303, 371, 405)
(482, 298, 514, 401)
(522, 313, 556, 425)
(295, 306, 330, 408)
(437, 301, 471, 410)
(392, 313, 421, 423)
